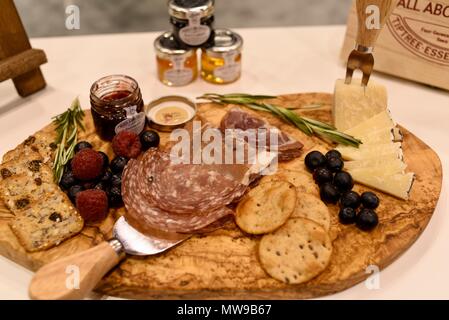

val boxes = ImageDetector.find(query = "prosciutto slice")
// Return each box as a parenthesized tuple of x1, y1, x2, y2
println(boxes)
(220, 107, 304, 161)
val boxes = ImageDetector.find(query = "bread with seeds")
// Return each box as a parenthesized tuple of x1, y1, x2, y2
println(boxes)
(10, 192, 83, 252)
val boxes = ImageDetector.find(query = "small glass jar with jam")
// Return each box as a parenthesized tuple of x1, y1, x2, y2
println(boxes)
(168, 0, 215, 48)
(90, 75, 145, 141)
(201, 29, 243, 84)
(155, 32, 198, 87)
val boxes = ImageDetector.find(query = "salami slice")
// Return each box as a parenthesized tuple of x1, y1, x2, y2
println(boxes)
(122, 157, 234, 234)
(142, 148, 250, 214)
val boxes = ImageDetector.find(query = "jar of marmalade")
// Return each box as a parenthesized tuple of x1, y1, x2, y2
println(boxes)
(155, 32, 198, 87)
(201, 29, 243, 84)
(168, 0, 215, 48)
(90, 75, 145, 141)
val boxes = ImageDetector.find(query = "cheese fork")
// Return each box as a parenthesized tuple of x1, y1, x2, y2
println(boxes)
(345, 0, 397, 86)
(28, 216, 190, 300)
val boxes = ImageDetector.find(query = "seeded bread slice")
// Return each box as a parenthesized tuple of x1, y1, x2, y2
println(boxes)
(2, 131, 57, 165)
(0, 172, 60, 212)
(0, 151, 50, 183)
(10, 192, 84, 252)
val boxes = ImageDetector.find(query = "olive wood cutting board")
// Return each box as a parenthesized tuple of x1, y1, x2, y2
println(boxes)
(0, 93, 442, 299)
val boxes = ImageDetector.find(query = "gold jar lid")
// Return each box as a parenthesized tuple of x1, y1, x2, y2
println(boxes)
(205, 29, 243, 55)
(168, 0, 215, 20)
(154, 32, 196, 60)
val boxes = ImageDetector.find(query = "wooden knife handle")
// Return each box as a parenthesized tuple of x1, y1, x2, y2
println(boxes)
(29, 241, 122, 300)
(356, 0, 397, 48)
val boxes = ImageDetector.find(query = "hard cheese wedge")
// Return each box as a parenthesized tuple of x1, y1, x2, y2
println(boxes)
(336, 142, 403, 161)
(345, 158, 407, 172)
(348, 164, 406, 178)
(349, 171, 415, 200)
(345, 110, 395, 135)
(333, 79, 388, 131)
(356, 127, 395, 145)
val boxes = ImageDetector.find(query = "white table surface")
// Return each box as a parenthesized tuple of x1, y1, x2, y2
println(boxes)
(0, 26, 448, 300)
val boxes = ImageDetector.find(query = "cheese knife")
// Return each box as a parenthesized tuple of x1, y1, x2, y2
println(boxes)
(345, 0, 397, 86)
(29, 216, 189, 300)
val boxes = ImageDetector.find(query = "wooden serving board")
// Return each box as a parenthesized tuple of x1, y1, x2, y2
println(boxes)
(0, 93, 442, 299)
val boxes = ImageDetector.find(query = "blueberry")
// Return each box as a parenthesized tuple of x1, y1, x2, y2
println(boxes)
(356, 208, 379, 231)
(339, 207, 357, 225)
(340, 191, 361, 209)
(98, 151, 109, 169)
(319, 183, 340, 204)
(313, 167, 333, 186)
(140, 130, 160, 151)
(68, 185, 84, 204)
(94, 181, 109, 192)
(110, 156, 128, 174)
(108, 186, 123, 208)
(111, 174, 122, 187)
(333, 172, 354, 193)
(361, 192, 380, 209)
(82, 181, 96, 190)
(325, 150, 342, 161)
(99, 170, 112, 184)
(74, 141, 92, 153)
(59, 170, 77, 190)
(326, 157, 344, 172)
(304, 151, 326, 172)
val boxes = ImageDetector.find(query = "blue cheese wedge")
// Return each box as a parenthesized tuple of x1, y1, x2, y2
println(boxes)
(336, 142, 403, 161)
(349, 171, 415, 200)
(333, 79, 388, 131)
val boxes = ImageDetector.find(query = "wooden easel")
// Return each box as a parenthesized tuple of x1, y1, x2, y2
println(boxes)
(0, 0, 47, 97)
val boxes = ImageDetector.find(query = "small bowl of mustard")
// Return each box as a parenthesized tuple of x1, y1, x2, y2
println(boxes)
(145, 95, 197, 132)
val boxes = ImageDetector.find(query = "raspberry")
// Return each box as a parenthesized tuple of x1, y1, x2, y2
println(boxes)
(71, 149, 104, 181)
(112, 131, 142, 159)
(76, 189, 109, 222)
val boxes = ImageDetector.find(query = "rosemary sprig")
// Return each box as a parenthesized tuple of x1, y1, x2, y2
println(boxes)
(52, 98, 85, 183)
(198, 93, 362, 148)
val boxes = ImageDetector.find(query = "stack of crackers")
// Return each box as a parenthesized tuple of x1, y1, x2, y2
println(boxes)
(236, 170, 332, 284)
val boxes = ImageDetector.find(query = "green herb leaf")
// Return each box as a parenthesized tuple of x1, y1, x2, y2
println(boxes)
(197, 93, 361, 147)
(52, 97, 85, 183)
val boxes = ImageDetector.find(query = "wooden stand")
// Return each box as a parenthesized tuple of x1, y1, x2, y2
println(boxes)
(0, 0, 47, 97)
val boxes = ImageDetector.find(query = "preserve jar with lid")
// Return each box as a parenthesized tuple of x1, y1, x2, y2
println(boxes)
(90, 75, 145, 141)
(201, 29, 243, 84)
(168, 0, 215, 48)
(154, 32, 198, 87)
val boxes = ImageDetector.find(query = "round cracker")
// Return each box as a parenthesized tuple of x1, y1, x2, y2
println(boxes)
(258, 218, 332, 284)
(236, 180, 297, 235)
(261, 169, 318, 195)
(291, 193, 331, 231)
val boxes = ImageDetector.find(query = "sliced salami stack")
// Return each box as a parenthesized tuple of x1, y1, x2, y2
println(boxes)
(122, 111, 303, 236)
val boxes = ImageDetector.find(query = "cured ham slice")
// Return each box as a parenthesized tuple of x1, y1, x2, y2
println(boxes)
(220, 107, 303, 161)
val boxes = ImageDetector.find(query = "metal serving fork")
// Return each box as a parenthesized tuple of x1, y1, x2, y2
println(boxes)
(345, 0, 397, 86)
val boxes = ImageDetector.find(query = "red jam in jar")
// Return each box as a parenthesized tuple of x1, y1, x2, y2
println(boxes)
(90, 75, 144, 141)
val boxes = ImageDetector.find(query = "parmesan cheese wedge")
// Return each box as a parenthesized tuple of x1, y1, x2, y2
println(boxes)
(345, 158, 407, 172)
(333, 79, 388, 131)
(350, 171, 415, 200)
(356, 127, 395, 145)
(345, 110, 395, 135)
(336, 142, 402, 161)
(348, 164, 406, 178)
